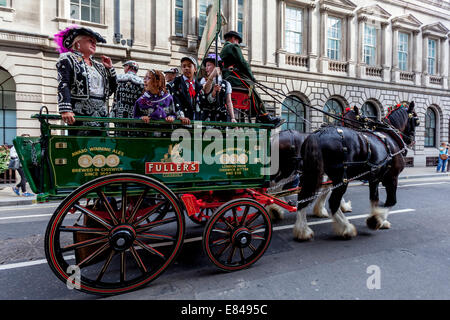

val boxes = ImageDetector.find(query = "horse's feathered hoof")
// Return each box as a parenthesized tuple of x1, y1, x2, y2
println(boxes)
(380, 220, 391, 229)
(293, 226, 314, 241)
(333, 222, 357, 239)
(366, 215, 383, 230)
(340, 200, 352, 212)
(313, 206, 329, 218)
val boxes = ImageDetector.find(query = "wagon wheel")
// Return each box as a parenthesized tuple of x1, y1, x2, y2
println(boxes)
(45, 173, 185, 295)
(203, 198, 272, 271)
(188, 207, 215, 225)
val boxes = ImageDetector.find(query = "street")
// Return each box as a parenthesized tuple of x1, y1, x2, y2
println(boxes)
(0, 176, 450, 300)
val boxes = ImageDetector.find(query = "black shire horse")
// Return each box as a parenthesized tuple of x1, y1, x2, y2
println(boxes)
(270, 128, 353, 221)
(293, 101, 419, 240)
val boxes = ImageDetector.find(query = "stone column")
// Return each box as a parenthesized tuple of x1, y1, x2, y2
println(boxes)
(132, 0, 150, 49)
(186, 0, 197, 52)
(308, 2, 318, 72)
(356, 16, 366, 78)
(381, 22, 391, 82)
(264, 0, 277, 67)
(391, 28, 399, 82)
(347, 13, 356, 78)
(153, 0, 170, 52)
(276, 0, 286, 68)
(318, 7, 329, 73)
(441, 37, 448, 89)
(249, 0, 263, 65)
(413, 30, 421, 86)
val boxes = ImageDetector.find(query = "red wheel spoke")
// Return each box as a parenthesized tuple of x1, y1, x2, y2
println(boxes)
(249, 223, 265, 232)
(134, 239, 165, 259)
(96, 191, 119, 225)
(59, 226, 108, 235)
(211, 238, 230, 247)
(62, 236, 108, 252)
(227, 246, 237, 264)
(137, 233, 176, 241)
(74, 204, 112, 230)
(239, 248, 245, 264)
(77, 242, 110, 268)
(133, 201, 168, 227)
(216, 242, 232, 258)
(120, 252, 126, 283)
(219, 217, 234, 230)
(121, 183, 127, 223)
(245, 212, 261, 228)
(127, 186, 150, 223)
(239, 205, 250, 226)
(96, 250, 115, 282)
(251, 235, 265, 241)
(130, 246, 148, 274)
(136, 216, 177, 232)
(232, 207, 238, 226)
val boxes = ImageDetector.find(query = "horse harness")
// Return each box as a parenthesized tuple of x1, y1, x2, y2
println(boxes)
(335, 127, 407, 185)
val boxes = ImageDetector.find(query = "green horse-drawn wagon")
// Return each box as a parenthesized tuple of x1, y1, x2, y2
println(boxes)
(13, 107, 297, 295)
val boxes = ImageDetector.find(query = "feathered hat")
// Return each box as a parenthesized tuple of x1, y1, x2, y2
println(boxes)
(54, 25, 106, 53)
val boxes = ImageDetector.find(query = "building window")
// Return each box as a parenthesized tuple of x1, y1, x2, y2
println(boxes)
(425, 108, 436, 147)
(427, 39, 436, 75)
(237, 0, 244, 37)
(361, 101, 378, 120)
(398, 32, 409, 71)
(285, 6, 303, 55)
(0, 0, 8, 7)
(363, 24, 376, 66)
(327, 17, 342, 61)
(175, 0, 184, 36)
(70, 0, 101, 23)
(0, 68, 16, 145)
(323, 99, 343, 124)
(281, 96, 306, 132)
(198, 0, 212, 37)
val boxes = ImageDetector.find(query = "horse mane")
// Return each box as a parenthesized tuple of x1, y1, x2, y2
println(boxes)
(385, 105, 408, 129)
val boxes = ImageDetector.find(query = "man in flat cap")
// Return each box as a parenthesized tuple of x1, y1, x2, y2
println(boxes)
(110, 60, 145, 136)
(164, 67, 179, 85)
(220, 31, 282, 126)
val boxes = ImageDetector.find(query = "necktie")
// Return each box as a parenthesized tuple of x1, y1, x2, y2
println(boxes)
(187, 80, 196, 98)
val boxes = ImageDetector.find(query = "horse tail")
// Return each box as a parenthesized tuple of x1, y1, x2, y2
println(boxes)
(298, 134, 324, 208)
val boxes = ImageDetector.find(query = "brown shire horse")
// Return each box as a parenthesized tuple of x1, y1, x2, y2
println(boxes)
(292, 101, 419, 240)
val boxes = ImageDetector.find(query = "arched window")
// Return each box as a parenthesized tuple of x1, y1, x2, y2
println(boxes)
(281, 95, 306, 132)
(323, 98, 343, 124)
(0, 68, 16, 145)
(361, 101, 378, 120)
(425, 108, 436, 147)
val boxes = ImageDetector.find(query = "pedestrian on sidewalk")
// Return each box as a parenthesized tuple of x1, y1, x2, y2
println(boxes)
(436, 142, 448, 173)
(8, 137, 33, 197)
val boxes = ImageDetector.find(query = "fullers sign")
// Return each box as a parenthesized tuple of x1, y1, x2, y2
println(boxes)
(145, 162, 200, 174)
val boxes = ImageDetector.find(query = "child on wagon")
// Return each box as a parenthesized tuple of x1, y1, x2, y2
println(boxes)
(200, 53, 237, 123)
(133, 69, 190, 125)
(168, 56, 205, 121)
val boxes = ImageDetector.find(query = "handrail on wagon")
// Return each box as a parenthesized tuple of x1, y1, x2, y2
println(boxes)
(31, 113, 277, 130)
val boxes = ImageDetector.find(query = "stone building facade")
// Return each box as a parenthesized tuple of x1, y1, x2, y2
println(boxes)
(0, 0, 449, 166)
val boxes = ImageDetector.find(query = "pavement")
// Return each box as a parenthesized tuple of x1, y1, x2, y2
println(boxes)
(0, 166, 448, 208)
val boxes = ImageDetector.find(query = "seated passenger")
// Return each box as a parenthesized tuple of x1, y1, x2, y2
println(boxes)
(167, 56, 204, 121)
(200, 53, 237, 123)
(134, 69, 190, 125)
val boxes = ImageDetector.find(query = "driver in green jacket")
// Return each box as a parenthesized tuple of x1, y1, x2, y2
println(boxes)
(220, 31, 282, 126)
